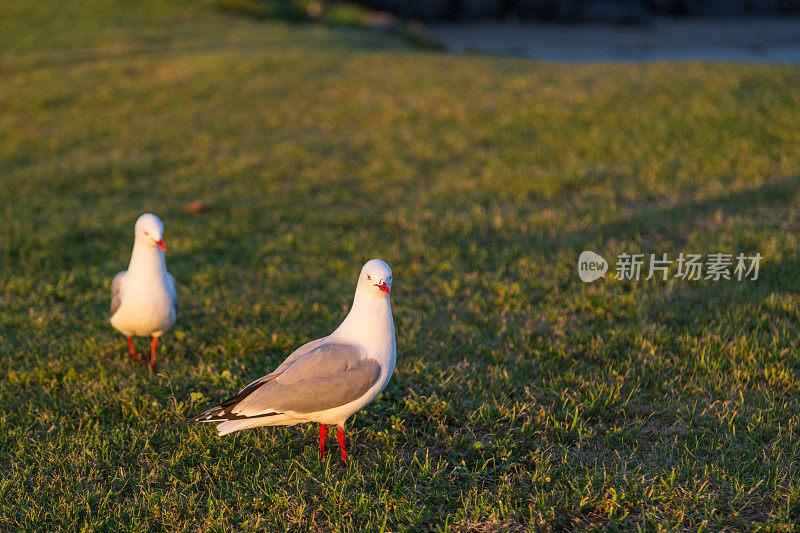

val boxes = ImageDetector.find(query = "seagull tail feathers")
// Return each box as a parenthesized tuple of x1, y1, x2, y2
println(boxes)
(216, 419, 263, 436)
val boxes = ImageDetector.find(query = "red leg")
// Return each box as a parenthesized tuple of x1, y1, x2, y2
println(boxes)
(149, 336, 158, 373)
(336, 425, 348, 464)
(319, 424, 327, 459)
(127, 337, 139, 361)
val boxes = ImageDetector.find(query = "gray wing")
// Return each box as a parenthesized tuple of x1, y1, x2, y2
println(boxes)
(190, 342, 381, 422)
(166, 273, 178, 314)
(270, 336, 329, 376)
(110, 271, 126, 315)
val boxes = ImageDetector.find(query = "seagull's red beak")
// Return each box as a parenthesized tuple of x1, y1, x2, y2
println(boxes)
(375, 281, 390, 296)
(155, 239, 167, 252)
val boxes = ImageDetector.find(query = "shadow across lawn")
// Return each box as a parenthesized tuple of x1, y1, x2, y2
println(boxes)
(562, 174, 800, 251)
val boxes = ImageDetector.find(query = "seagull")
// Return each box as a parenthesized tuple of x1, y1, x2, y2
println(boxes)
(110, 213, 178, 373)
(190, 259, 396, 464)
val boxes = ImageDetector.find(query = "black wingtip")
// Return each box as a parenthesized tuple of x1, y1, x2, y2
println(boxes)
(187, 405, 222, 423)
(188, 405, 284, 423)
(188, 376, 280, 424)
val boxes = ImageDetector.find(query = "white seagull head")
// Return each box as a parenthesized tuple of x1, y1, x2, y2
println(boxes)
(357, 259, 393, 298)
(134, 213, 166, 251)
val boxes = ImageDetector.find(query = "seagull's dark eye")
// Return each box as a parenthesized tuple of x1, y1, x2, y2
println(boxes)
(367, 275, 371, 280)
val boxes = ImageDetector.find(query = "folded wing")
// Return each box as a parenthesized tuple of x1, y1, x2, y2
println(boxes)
(189, 342, 380, 423)
(110, 271, 126, 316)
(167, 272, 178, 315)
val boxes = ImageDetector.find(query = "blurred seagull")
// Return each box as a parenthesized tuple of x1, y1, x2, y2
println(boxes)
(110, 213, 177, 372)
(190, 259, 396, 464)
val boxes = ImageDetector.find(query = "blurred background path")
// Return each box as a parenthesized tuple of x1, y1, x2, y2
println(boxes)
(426, 18, 800, 61)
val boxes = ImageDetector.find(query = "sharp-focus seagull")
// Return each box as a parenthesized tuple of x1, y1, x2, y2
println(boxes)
(110, 213, 178, 372)
(190, 259, 396, 464)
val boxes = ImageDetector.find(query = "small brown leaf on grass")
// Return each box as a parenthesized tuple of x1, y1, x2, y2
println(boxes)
(184, 200, 209, 214)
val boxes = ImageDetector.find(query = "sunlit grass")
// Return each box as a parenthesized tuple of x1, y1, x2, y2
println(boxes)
(1, 0, 799, 530)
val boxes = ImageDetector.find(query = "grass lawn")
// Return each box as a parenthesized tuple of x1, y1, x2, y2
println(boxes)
(2, 0, 800, 530)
